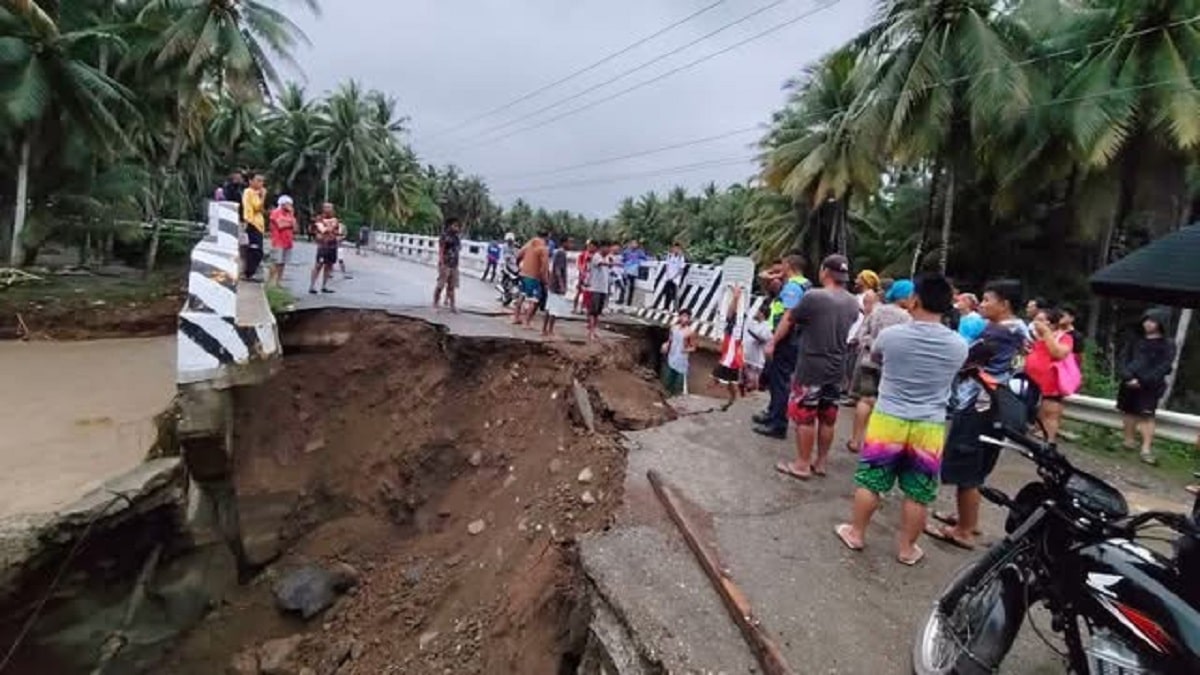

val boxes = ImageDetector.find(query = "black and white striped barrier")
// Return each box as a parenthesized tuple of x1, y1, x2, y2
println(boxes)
(176, 201, 280, 386)
(622, 261, 767, 341)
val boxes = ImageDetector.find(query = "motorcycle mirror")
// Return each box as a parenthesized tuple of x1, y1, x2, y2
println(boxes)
(979, 434, 1039, 461)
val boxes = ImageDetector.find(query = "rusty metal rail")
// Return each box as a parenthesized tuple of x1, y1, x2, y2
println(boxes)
(647, 469, 794, 675)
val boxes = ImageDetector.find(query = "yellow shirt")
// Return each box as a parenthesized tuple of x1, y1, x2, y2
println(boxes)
(242, 188, 265, 233)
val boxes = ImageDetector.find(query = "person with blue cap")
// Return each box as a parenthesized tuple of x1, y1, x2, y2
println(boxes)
(955, 292, 987, 343)
(846, 279, 915, 453)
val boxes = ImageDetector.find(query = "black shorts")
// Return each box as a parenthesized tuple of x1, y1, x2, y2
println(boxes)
(1116, 383, 1162, 418)
(940, 405, 1002, 489)
(316, 246, 338, 266)
(588, 292, 608, 317)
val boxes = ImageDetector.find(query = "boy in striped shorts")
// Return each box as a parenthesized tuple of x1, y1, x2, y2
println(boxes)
(834, 273, 967, 566)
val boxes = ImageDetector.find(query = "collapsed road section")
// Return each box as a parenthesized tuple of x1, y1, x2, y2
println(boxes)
(0, 307, 681, 674)
(162, 310, 677, 674)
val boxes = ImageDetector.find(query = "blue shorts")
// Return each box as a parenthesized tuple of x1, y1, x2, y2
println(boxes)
(519, 276, 543, 298)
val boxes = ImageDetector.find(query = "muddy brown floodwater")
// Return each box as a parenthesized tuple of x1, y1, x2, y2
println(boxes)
(156, 310, 673, 675)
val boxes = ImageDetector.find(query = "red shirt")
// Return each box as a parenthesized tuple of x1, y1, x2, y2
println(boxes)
(269, 207, 296, 249)
(1025, 330, 1073, 396)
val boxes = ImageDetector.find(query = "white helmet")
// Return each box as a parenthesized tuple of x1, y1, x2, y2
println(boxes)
(504, 232, 516, 242)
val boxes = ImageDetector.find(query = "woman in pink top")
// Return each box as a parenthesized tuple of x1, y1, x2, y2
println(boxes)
(1024, 308, 1074, 443)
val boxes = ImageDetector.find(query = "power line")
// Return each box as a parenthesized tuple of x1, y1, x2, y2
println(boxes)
(492, 156, 755, 195)
(425, 0, 731, 140)
(491, 76, 1200, 197)
(434, 0, 814, 150)
(480, 13, 1200, 182)
(490, 125, 762, 181)
(444, 0, 844, 153)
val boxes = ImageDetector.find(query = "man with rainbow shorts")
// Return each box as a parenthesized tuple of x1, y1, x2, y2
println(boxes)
(833, 273, 968, 567)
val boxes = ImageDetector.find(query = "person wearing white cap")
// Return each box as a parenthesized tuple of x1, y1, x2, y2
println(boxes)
(268, 195, 296, 288)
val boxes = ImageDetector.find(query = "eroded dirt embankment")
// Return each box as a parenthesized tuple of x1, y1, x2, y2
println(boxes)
(159, 310, 672, 675)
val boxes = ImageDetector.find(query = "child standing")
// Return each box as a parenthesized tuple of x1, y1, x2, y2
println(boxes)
(743, 304, 773, 394)
(712, 285, 747, 410)
(661, 309, 696, 396)
(585, 243, 616, 341)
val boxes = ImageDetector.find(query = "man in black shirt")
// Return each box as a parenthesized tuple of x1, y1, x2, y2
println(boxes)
(221, 171, 245, 208)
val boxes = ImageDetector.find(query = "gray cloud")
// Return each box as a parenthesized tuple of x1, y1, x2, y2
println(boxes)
(291, 0, 874, 216)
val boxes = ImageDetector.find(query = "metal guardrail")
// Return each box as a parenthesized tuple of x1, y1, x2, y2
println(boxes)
(1063, 395, 1200, 444)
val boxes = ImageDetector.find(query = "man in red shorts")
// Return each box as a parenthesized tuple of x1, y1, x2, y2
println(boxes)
(768, 255, 861, 479)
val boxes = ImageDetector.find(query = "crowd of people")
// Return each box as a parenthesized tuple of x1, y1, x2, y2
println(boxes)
(644, 249, 1186, 566)
(216, 171, 355, 294)
(443, 227, 691, 340)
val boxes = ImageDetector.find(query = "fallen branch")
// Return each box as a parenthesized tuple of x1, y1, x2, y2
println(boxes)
(0, 267, 43, 287)
(90, 543, 163, 675)
(647, 469, 794, 675)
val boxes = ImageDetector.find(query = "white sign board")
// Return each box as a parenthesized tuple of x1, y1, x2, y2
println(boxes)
(682, 265, 719, 291)
(721, 256, 756, 290)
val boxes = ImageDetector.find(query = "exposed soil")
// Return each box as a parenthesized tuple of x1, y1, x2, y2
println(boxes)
(0, 272, 184, 340)
(157, 310, 672, 674)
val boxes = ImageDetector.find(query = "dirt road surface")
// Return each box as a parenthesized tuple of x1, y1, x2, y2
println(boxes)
(0, 337, 175, 519)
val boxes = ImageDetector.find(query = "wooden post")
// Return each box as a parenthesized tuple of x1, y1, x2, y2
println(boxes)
(1163, 307, 1193, 404)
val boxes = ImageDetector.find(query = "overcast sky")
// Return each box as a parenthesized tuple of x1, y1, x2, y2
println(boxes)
(291, 0, 875, 217)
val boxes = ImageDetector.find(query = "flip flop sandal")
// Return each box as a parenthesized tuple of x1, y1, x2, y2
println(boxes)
(774, 462, 812, 481)
(898, 545, 925, 567)
(812, 466, 828, 477)
(932, 512, 982, 536)
(1140, 452, 1159, 466)
(924, 523, 976, 551)
(834, 524, 863, 552)
(845, 441, 860, 454)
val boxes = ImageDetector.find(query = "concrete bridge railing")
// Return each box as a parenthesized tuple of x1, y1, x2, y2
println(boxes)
(175, 201, 283, 575)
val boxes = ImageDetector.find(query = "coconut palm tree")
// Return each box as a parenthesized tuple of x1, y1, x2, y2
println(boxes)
(762, 47, 883, 257)
(1054, 0, 1200, 249)
(138, 0, 318, 96)
(856, 0, 1032, 272)
(313, 82, 381, 204)
(131, 0, 318, 272)
(0, 1, 134, 264)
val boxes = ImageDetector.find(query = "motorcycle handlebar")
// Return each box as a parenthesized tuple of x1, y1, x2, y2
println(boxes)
(1123, 510, 1200, 538)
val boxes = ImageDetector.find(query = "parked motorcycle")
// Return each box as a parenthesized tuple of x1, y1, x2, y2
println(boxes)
(913, 373, 1200, 675)
(496, 259, 521, 307)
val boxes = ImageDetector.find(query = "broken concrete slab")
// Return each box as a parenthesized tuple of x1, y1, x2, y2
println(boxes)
(580, 525, 756, 673)
(573, 378, 596, 433)
(56, 458, 183, 527)
(0, 458, 185, 601)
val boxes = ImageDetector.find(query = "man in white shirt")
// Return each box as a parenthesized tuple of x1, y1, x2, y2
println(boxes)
(659, 242, 686, 312)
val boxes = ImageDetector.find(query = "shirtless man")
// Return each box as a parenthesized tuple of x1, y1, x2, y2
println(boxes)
(513, 231, 550, 327)
(309, 202, 341, 294)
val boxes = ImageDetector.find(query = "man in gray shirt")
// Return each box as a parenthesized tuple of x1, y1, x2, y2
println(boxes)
(834, 273, 968, 566)
(768, 254, 860, 480)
